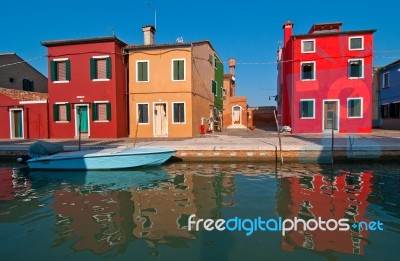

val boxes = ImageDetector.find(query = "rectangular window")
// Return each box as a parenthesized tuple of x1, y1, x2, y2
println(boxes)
(173, 103, 185, 123)
(22, 79, 34, 91)
(50, 59, 70, 82)
(381, 104, 389, 119)
(53, 103, 70, 122)
(212, 80, 217, 96)
(301, 62, 315, 80)
(137, 61, 149, 82)
(348, 59, 364, 78)
(348, 98, 362, 118)
(172, 59, 185, 81)
(90, 56, 111, 80)
(383, 72, 389, 88)
(92, 102, 111, 121)
(349, 36, 364, 50)
(301, 40, 315, 53)
(300, 99, 315, 118)
(137, 104, 149, 124)
(389, 103, 400, 118)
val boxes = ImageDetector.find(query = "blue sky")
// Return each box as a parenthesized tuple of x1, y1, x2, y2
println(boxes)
(1, 0, 399, 106)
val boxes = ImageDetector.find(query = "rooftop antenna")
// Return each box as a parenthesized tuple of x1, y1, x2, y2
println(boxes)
(107, 25, 115, 36)
(146, 1, 157, 29)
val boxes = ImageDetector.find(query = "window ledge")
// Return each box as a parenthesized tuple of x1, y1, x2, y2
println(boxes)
(300, 117, 315, 120)
(55, 121, 69, 123)
(172, 122, 186, 125)
(300, 79, 316, 82)
(92, 78, 111, 82)
(348, 116, 363, 119)
(348, 77, 364, 80)
(53, 81, 70, 84)
(94, 120, 110, 123)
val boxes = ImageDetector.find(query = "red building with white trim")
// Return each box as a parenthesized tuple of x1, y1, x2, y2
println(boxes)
(277, 22, 376, 133)
(41, 36, 128, 139)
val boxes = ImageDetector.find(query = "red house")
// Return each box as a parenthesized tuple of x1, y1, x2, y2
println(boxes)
(277, 22, 376, 133)
(41, 36, 128, 139)
(0, 87, 48, 139)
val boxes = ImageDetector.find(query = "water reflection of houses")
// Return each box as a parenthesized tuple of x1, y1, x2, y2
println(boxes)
(131, 164, 236, 247)
(277, 170, 372, 256)
(50, 166, 236, 253)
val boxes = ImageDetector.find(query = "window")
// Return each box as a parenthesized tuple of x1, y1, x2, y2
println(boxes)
(349, 36, 364, 50)
(301, 62, 315, 80)
(390, 103, 400, 118)
(383, 72, 389, 88)
(137, 61, 149, 82)
(137, 104, 149, 124)
(92, 102, 111, 121)
(90, 56, 111, 80)
(381, 104, 389, 118)
(172, 59, 185, 81)
(301, 40, 315, 53)
(212, 80, 217, 96)
(53, 103, 70, 122)
(348, 98, 363, 118)
(214, 56, 218, 69)
(22, 79, 34, 91)
(173, 102, 185, 123)
(300, 99, 315, 118)
(50, 59, 70, 82)
(348, 59, 364, 78)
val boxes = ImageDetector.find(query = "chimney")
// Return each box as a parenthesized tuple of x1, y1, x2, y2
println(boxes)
(142, 25, 156, 45)
(282, 21, 294, 47)
(228, 58, 236, 75)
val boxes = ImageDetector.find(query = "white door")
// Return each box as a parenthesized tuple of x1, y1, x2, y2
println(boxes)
(154, 103, 167, 137)
(232, 106, 242, 125)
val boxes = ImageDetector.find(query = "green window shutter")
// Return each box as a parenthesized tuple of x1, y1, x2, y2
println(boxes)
(66, 103, 71, 121)
(143, 62, 148, 81)
(138, 62, 143, 81)
(92, 103, 97, 121)
(53, 104, 59, 121)
(179, 60, 184, 80)
(106, 57, 112, 79)
(173, 60, 179, 80)
(90, 58, 96, 79)
(180, 103, 185, 122)
(212, 80, 216, 95)
(50, 61, 57, 81)
(106, 102, 111, 120)
(65, 60, 71, 81)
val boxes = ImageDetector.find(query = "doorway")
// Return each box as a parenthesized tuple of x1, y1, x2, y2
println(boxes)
(75, 104, 89, 137)
(323, 100, 339, 131)
(154, 103, 167, 137)
(232, 106, 242, 125)
(10, 109, 23, 139)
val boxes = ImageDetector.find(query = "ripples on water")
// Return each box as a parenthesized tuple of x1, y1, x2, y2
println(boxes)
(0, 162, 399, 260)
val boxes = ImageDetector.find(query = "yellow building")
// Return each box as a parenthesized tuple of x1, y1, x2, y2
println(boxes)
(125, 26, 221, 138)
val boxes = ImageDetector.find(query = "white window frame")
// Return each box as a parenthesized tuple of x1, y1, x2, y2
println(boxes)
(93, 101, 110, 122)
(300, 99, 316, 119)
(137, 103, 150, 125)
(9, 108, 24, 139)
(348, 58, 364, 79)
(171, 58, 186, 82)
(92, 55, 110, 82)
(301, 39, 316, 53)
(383, 72, 390, 88)
(349, 36, 364, 50)
(172, 102, 186, 124)
(136, 60, 150, 83)
(300, 61, 316, 81)
(347, 98, 363, 118)
(53, 58, 69, 83)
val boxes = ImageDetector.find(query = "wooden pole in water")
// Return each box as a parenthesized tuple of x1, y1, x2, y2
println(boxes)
(273, 110, 283, 165)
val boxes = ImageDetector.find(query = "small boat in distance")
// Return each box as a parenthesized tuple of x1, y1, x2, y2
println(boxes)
(25, 141, 176, 170)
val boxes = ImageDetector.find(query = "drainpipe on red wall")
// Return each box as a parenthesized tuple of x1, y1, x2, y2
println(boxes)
(46, 98, 50, 139)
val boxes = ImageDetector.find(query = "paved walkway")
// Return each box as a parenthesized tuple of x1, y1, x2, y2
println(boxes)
(1, 128, 400, 163)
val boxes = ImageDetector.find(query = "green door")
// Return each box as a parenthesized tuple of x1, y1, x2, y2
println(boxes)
(77, 106, 89, 133)
(11, 110, 23, 138)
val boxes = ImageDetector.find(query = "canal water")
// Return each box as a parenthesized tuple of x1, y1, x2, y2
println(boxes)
(0, 162, 399, 260)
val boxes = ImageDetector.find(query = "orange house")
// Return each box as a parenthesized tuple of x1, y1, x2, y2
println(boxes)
(125, 26, 221, 138)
